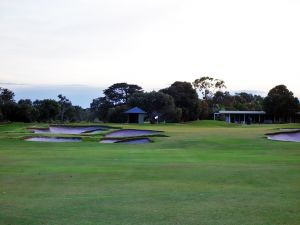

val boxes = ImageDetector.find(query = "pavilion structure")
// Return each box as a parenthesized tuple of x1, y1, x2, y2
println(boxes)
(124, 107, 146, 124)
(214, 110, 266, 124)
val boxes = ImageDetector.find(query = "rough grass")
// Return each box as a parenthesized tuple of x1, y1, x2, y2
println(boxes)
(0, 121, 300, 225)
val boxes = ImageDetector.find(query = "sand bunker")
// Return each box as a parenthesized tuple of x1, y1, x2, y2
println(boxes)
(105, 129, 161, 138)
(100, 138, 151, 144)
(100, 139, 119, 143)
(26, 127, 161, 144)
(279, 128, 300, 132)
(119, 138, 151, 144)
(28, 125, 107, 134)
(25, 137, 82, 142)
(267, 131, 300, 143)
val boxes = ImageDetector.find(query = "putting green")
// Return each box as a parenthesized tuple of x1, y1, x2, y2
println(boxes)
(0, 121, 300, 225)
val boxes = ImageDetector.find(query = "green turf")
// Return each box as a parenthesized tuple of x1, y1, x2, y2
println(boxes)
(0, 121, 300, 225)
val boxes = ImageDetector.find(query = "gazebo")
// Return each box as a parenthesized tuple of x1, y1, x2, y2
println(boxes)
(124, 107, 146, 124)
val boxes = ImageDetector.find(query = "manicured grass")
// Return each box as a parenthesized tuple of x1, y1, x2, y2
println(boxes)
(0, 121, 300, 225)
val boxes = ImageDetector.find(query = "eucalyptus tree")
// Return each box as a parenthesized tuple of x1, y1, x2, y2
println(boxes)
(193, 76, 226, 100)
(57, 94, 72, 122)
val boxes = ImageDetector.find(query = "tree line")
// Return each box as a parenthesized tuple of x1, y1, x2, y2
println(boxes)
(1, 77, 299, 123)
(0, 88, 90, 122)
(90, 78, 299, 123)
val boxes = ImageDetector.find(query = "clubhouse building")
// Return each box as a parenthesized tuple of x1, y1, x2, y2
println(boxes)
(214, 110, 300, 124)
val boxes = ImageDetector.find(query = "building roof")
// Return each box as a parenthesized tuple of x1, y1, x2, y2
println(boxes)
(218, 110, 266, 115)
(124, 107, 146, 114)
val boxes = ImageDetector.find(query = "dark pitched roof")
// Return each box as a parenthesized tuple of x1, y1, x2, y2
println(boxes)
(124, 107, 146, 114)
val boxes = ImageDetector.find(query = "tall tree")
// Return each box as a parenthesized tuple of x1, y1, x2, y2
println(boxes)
(103, 83, 143, 105)
(16, 99, 37, 122)
(1, 102, 18, 121)
(212, 91, 263, 111)
(70, 106, 90, 122)
(90, 82, 143, 122)
(90, 97, 114, 122)
(0, 87, 15, 104)
(193, 77, 226, 100)
(57, 94, 71, 122)
(199, 100, 209, 119)
(160, 81, 200, 121)
(0, 87, 16, 121)
(34, 99, 60, 122)
(129, 91, 182, 123)
(213, 91, 233, 109)
(263, 85, 299, 121)
(234, 92, 263, 111)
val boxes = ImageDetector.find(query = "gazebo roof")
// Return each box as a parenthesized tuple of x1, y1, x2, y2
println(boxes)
(124, 107, 146, 114)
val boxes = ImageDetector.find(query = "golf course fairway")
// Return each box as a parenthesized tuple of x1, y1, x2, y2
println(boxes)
(0, 121, 300, 225)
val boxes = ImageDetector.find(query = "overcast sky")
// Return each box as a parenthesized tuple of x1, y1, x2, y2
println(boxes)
(0, 0, 299, 107)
